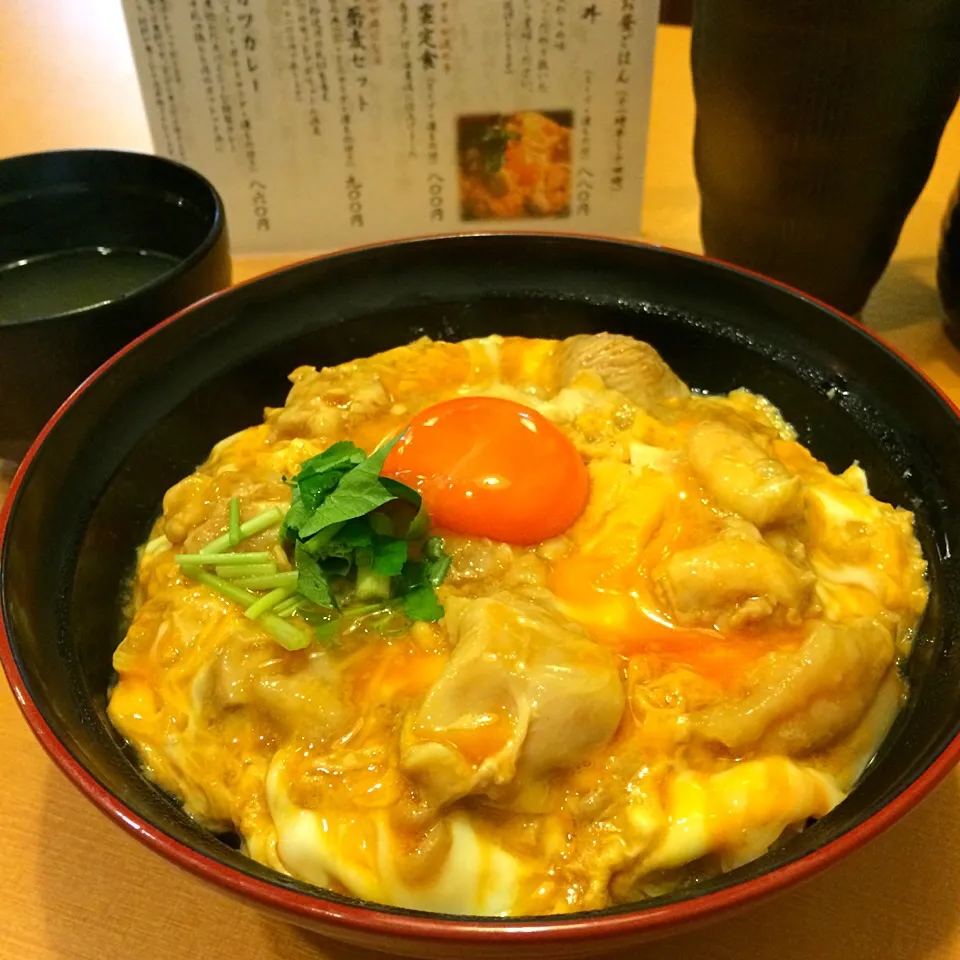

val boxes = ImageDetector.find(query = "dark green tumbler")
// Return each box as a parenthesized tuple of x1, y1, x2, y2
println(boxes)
(691, 0, 960, 316)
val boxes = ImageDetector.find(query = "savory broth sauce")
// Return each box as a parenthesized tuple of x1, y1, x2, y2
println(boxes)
(0, 247, 180, 325)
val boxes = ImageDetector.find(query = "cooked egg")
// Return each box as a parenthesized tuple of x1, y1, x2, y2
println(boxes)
(108, 333, 927, 917)
(382, 396, 590, 544)
(268, 754, 522, 915)
(641, 759, 843, 874)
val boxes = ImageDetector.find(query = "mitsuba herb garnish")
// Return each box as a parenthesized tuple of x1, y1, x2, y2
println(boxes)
(175, 437, 451, 650)
(281, 437, 451, 642)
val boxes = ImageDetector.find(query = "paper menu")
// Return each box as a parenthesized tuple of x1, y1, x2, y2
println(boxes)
(121, 0, 659, 254)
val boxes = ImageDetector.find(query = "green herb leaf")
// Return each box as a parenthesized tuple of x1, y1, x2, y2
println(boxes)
(298, 469, 348, 512)
(299, 607, 342, 644)
(303, 525, 357, 576)
(297, 436, 405, 538)
(296, 443, 366, 511)
(294, 541, 336, 608)
(381, 475, 424, 507)
(371, 537, 408, 576)
(369, 512, 394, 537)
(311, 618, 341, 644)
(402, 584, 444, 622)
(300, 521, 346, 557)
(310, 536, 354, 560)
(405, 504, 429, 541)
(337, 518, 375, 548)
(424, 536, 452, 586)
(320, 555, 353, 577)
(276, 435, 453, 641)
(281, 488, 311, 541)
(296, 441, 367, 481)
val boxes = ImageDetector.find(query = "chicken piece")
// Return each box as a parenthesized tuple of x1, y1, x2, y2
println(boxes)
(690, 618, 896, 756)
(268, 367, 345, 440)
(686, 420, 803, 527)
(111, 603, 352, 828)
(401, 596, 625, 807)
(559, 334, 689, 409)
(653, 535, 815, 630)
(179, 486, 290, 556)
(268, 364, 388, 441)
(443, 535, 518, 589)
(162, 473, 216, 544)
(190, 630, 350, 746)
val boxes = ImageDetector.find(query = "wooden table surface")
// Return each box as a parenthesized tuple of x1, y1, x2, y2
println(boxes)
(3, 3, 960, 958)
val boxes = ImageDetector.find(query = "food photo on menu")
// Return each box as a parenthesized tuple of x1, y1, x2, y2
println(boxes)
(1, 1, 960, 959)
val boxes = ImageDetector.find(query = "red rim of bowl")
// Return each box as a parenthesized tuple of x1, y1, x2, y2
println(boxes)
(2, 232, 960, 947)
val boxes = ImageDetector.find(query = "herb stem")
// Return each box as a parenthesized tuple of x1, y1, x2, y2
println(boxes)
(181, 566, 258, 607)
(175, 551, 273, 566)
(342, 599, 399, 618)
(215, 562, 277, 580)
(182, 566, 309, 650)
(228, 497, 242, 546)
(246, 586, 295, 620)
(199, 507, 284, 555)
(259, 615, 312, 650)
(232, 570, 300, 590)
(355, 562, 391, 601)
(273, 596, 301, 618)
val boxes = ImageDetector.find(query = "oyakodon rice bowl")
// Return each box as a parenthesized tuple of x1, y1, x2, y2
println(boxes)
(108, 332, 927, 917)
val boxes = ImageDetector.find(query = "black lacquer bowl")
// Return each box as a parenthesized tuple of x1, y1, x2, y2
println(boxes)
(0, 149, 230, 461)
(2, 235, 959, 958)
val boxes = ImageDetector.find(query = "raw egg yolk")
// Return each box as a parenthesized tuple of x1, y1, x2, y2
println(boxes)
(382, 396, 589, 544)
